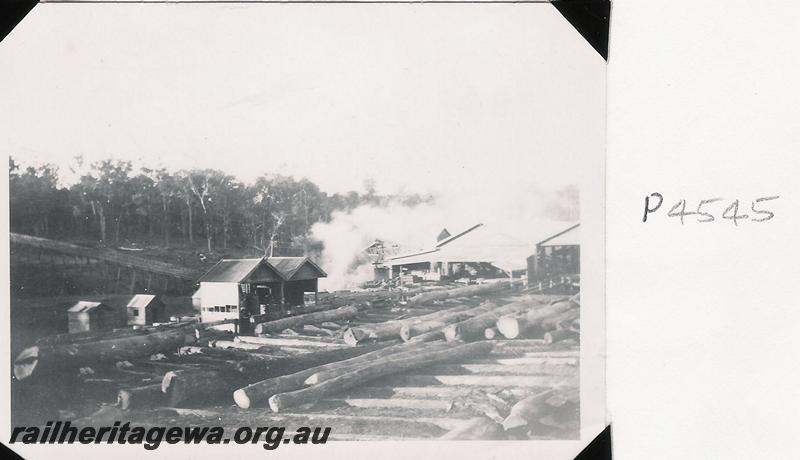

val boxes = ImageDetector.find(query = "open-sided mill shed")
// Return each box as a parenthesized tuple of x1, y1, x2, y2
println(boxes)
(195, 257, 326, 333)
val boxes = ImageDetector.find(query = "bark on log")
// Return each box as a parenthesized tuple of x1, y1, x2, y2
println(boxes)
(253, 306, 359, 335)
(442, 299, 542, 342)
(161, 369, 233, 406)
(36, 328, 150, 347)
(268, 341, 493, 412)
(178, 346, 272, 361)
(540, 308, 580, 331)
(343, 303, 477, 346)
(233, 341, 437, 409)
(406, 329, 446, 343)
(303, 342, 451, 385)
(440, 416, 506, 440)
(495, 300, 578, 339)
(15, 329, 194, 381)
(117, 384, 165, 410)
(399, 303, 496, 342)
(543, 329, 579, 345)
(406, 280, 521, 305)
(234, 336, 345, 348)
(162, 342, 391, 406)
(385, 374, 576, 388)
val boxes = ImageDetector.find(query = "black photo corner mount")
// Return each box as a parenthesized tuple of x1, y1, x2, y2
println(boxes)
(0, 441, 25, 460)
(0, 0, 37, 43)
(574, 425, 613, 460)
(552, 0, 611, 61)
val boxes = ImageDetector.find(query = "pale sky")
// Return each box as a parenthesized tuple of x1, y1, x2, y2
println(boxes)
(1, 2, 604, 200)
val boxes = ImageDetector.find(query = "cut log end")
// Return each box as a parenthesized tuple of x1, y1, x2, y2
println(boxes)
(233, 389, 251, 409)
(268, 395, 283, 413)
(14, 346, 41, 381)
(501, 415, 528, 431)
(304, 374, 321, 386)
(496, 316, 520, 339)
(484, 328, 497, 340)
(117, 390, 133, 410)
(161, 371, 177, 393)
(399, 325, 412, 342)
(544, 329, 579, 345)
(442, 325, 459, 342)
(342, 328, 365, 346)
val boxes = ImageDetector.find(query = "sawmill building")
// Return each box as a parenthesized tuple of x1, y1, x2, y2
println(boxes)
(527, 223, 580, 287)
(387, 223, 532, 281)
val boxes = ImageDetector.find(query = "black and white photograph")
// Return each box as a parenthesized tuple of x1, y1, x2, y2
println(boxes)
(1, 1, 607, 458)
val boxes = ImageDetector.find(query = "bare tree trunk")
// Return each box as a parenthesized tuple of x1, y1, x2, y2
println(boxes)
(187, 200, 193, 244)
(162, 197, 170, 247)
(96, 204, 107, 242)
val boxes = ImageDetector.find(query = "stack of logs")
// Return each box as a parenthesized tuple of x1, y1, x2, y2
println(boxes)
(13, 280, 579, 440)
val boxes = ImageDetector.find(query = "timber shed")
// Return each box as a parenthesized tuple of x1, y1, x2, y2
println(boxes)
(196, 257, 327, 332)
(527, 223, 580, 286)
(126, 294, 166, 326)
(67, 301, 119, 333)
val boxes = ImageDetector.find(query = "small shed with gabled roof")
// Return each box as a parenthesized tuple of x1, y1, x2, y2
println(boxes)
(67, 301, 120, 333)
(126, 294, 166, 326)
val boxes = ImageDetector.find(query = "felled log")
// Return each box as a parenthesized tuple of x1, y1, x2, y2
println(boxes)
(178, 346, 271, 361)
(233, 341, 432, 409)
(36, 328, 150, 347)
(14, 328, 194, 381)
(405, 329, 446, 343)
(268, 341, 493, 412)
(387, 374, 576, 388)
(440, 416, 506, 440)
(484, 327, 498, 340)
(304, 342, 451, 385)
(253, 306, 359, 335)
(502, 389, 558, 430)
(117, 384, 165, 410)
(543, 329, 579, 345)
(495, 299, 577, 339)
(406, 280, 520, 306)
(162, 342, 393, 407)
(399, 303, 496, 342)
(161, 369, 234, 406)
(234, 335, 345, 348)
(540, 308, 580, 331)
(442, 299, 543, 342)
(301, 325, 335, 337)
(208, 340, 274, 351)
(344, 303, 476, 346)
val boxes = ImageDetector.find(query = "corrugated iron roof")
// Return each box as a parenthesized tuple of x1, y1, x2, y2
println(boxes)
(267, 257, 327, 280)
(197, 259, 263, 283)
(125, 294, 160, 310)
(537, 223, 580, 247)
(199, 257, 327, 283)
(68, 301, 108, 313)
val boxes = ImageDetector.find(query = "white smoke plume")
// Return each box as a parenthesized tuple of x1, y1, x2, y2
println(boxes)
(311, 185, 578, 291)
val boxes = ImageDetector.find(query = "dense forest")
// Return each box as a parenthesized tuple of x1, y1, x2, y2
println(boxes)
(8, 157, 433, 257)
